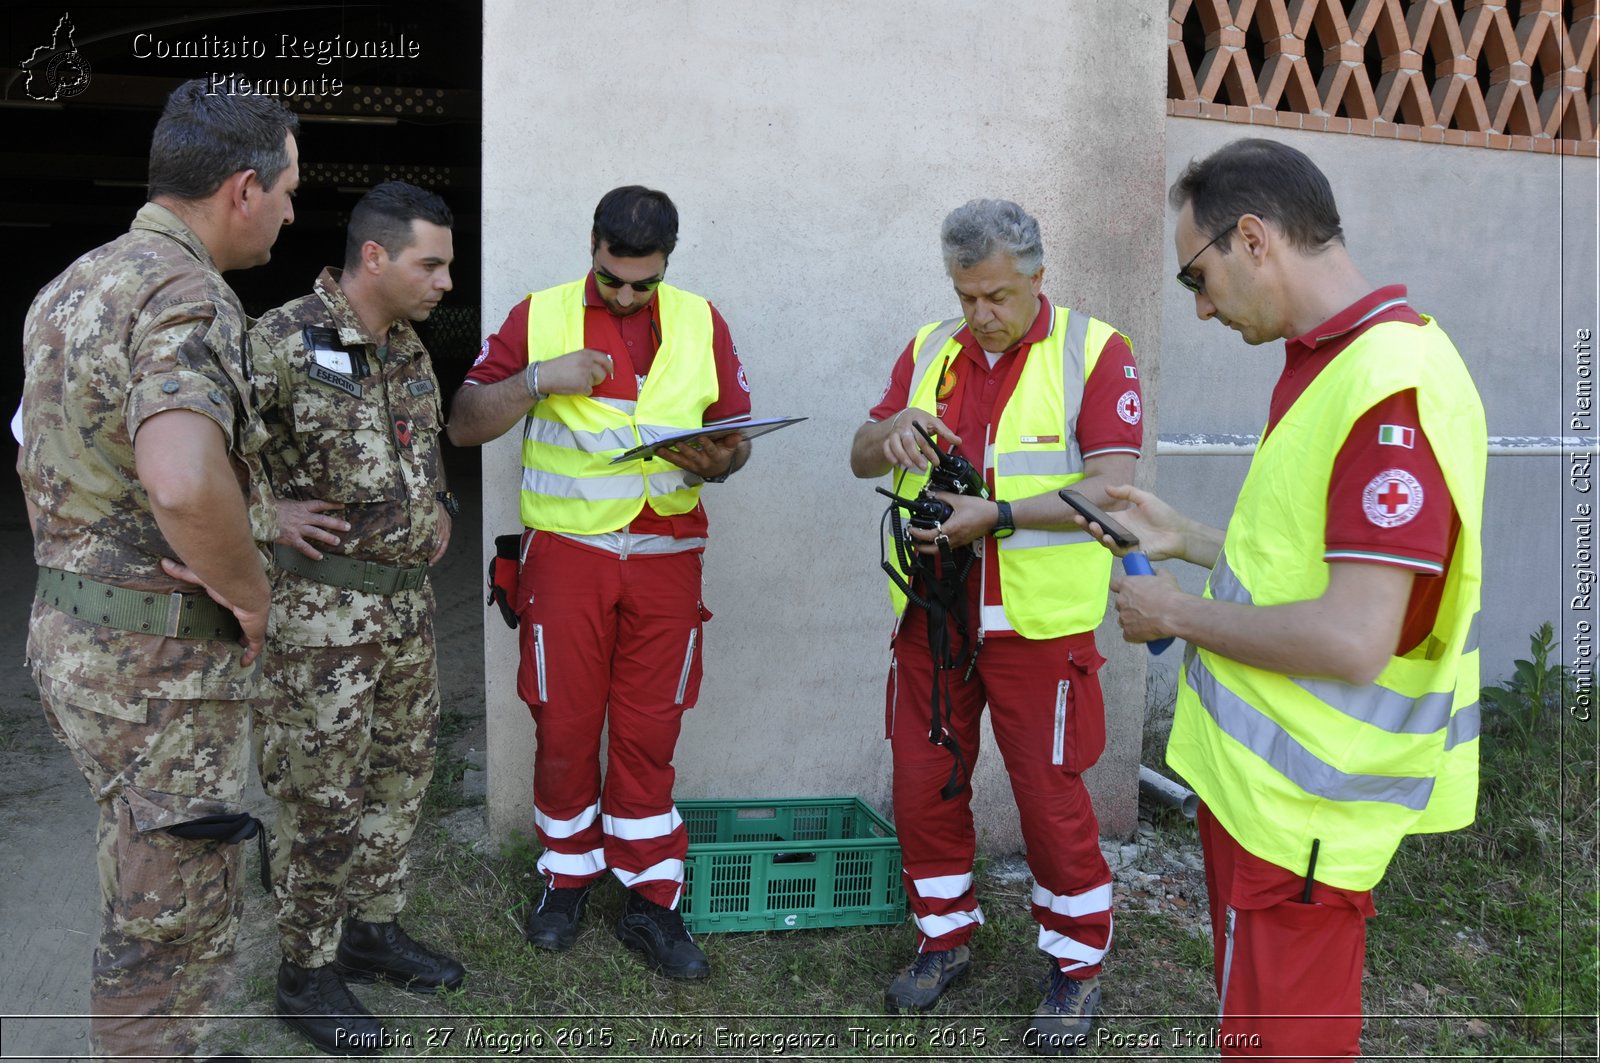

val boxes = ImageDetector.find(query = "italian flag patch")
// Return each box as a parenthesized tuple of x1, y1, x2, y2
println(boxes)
(1124, 365, 1138, 378)
(1378, 424, 1415, 448)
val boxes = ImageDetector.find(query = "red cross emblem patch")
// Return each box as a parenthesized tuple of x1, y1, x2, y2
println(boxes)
(1362, 469, 1424, 528)
(1117, 389, 1142, 426)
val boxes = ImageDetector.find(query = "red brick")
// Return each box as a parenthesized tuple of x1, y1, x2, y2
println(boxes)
(1421, 125, 1447, 143)
(1399, 124, 1423, 141)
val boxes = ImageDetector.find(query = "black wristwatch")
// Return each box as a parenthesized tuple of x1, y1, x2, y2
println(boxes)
(435, 490, 460, 516)
(992, 499, 1015, 539)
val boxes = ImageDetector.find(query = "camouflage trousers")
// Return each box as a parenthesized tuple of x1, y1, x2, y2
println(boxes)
(257, 627, 439, 966)
(40, 675, 252, 1063)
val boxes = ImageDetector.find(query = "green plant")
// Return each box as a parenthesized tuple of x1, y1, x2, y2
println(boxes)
(1480, 621, 1566, 744)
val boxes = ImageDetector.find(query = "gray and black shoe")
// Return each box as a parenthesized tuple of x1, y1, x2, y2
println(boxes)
(525, 882, 598, 951)
(1024, 969, 1101, 1057)
(615, 892, 710, 979)
(883, 945, 971, 1013)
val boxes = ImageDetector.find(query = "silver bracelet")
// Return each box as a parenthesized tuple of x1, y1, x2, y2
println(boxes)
(524, 361, 543, 402)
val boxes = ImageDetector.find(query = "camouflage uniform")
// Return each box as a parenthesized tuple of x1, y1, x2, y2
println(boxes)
(249, 267, 445, 967)
(20, 203, 273, 1061)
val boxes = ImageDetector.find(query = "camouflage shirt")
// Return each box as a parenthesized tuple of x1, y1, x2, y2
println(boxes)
(250, 268, 444, 646)
(20, 202, 269, 700)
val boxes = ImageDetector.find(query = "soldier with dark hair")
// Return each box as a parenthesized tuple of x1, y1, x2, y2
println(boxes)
(19, 77, 298, 1061)
(247, 179, 463, 1055)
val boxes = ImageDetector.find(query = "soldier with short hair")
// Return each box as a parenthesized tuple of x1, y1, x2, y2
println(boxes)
(19, 78, 299, 1061)
(248, 180, 463, 1055)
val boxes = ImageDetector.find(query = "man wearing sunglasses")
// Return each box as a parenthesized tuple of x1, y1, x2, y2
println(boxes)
(448, 185, 750, 979)
(1095, 138, 1484, 1060)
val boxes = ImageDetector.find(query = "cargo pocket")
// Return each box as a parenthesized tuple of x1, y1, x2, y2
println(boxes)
(1055, 643, 1107, 774)
(885, 657, 899, 740)
(110, 785, 243, 957)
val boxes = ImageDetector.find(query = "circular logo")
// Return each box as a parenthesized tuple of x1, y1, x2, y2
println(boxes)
(1116, 390, 1142, 425)
(937, 364, 958, 400)
(736, 364, 751, 393)
(47, 51, 91, 100)
(1362, 469, 1424, 528)
(471, 339, 490, 367)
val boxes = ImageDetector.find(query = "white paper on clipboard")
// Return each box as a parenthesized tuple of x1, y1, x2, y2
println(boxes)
(608, 416, 808, 464)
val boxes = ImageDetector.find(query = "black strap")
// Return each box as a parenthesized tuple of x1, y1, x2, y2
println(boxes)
(165, 812, 272, 892)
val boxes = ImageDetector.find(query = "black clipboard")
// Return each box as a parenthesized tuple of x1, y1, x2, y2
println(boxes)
(608, 416, 808, 464)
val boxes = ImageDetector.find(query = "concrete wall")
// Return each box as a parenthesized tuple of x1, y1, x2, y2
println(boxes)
(479, 0, 1169, 849)
(1156, 119, 1600, 686)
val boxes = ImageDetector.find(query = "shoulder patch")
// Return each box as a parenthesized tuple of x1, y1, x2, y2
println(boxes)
(1116, 390, 1142, 425)
(1362, 469, 1424, 528)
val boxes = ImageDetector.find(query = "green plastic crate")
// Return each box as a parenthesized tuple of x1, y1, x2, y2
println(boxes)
(678, 796, 907, 933)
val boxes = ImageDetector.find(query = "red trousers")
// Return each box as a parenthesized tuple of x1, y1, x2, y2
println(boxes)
(517, 532, 706, 908)
(1198, 804, 1374, 1061)
(888, 600, 1112, 975)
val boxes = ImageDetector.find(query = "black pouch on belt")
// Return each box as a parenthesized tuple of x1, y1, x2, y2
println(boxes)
(165, 812, 272, 892)
(488, 533, 522, 629)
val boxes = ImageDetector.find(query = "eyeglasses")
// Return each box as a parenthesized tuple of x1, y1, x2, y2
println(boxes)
(1175, 220, 1238, 294)
(594, 267, 663, 293)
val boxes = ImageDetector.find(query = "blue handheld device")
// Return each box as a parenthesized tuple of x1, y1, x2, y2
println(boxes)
(1058, 489, 1173, 656)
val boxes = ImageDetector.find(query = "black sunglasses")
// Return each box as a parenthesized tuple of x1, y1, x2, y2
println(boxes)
(1176, 220, 1239, 294)
(594, 267, 663, 293)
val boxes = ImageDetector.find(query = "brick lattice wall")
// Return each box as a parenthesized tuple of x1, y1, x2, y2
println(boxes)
(1167, 0, 1598, 156)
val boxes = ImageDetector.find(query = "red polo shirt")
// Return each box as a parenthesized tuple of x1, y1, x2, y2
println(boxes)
(467, 274, 750, 538)
(1268, 285, 1459, 652)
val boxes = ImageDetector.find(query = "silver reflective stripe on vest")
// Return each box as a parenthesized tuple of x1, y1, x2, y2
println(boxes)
(991, 305, 1087, 481)
(522, 467, 650, 502)
(1208, 549, 1252, 605)
(906, 317, 967, 398)
(1291, 677, 1456, 736)
(645, 470, 693, 495)
(1186, 651, 1435, 811)
(996, 451, 1079, 477)
(1444, 702, 1481, 749)
(1001, 527, 1096, 550)
(1217, 551, 1469, 741)
(1463, 612, 1481, 654)
(523, 417, 637, 453)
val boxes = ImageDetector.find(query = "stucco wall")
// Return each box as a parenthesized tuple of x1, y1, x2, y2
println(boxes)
(479, 0, 1169, 849)
(1157, 119, 1599, 686)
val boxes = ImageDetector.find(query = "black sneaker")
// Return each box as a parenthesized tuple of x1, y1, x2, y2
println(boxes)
(883, 945, 971, 1013)
(1024, 969, 1101, 1057)
(334, 918, 466, 993)
(615, 892, 711, 979)
(525, 882, 597, 951)
(275, 958, 384, 1057)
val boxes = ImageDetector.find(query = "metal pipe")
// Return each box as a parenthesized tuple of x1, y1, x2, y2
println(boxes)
(1139, 765, 1198, 818)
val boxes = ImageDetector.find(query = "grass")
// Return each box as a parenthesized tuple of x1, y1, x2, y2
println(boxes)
(212, 645, 1598, 1060)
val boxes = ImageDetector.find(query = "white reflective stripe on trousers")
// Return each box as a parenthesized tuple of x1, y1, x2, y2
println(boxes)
(603, 808, 684, 842)
(613, 857, 686, 889)
(913, 906, 985, 940)
(537, 846, 606, 880)
(1031, 881, 1113, 918)
(911, 872, 973, 900)
(535, 801, 599, 839)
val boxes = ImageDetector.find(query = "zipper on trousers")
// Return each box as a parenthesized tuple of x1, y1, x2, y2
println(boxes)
(533, 623, 548, 703)
(1218, 905, 1237, 1020)
(1052, 679, 1069, 766)
(674, 629, 698, 704)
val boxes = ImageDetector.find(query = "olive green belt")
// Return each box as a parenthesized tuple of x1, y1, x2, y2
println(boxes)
(271, 544, 429, 595)
(35, 567, 241, 640)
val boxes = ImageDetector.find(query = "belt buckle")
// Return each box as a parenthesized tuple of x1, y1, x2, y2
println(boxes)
(359, 560, 384, 595)
(164, 592, 186, 638)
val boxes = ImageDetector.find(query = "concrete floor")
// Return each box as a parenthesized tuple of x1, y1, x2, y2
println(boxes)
(0, 446, 486, 1061)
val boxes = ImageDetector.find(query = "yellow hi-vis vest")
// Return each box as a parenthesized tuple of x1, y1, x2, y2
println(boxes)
(886, 304, 1127, 639)
(519, 280, 717, 533)
(1169, 316, 1485, 891)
